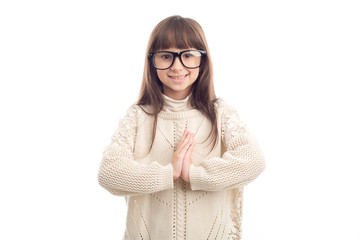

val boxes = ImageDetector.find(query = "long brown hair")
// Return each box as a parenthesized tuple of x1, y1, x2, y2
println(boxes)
(137, 15, 218, 151)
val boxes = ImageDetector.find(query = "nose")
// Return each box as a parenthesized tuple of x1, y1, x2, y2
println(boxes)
(171, 56, 183, 71)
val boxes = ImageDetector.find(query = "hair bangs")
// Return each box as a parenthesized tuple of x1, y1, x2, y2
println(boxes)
(151, 18, 204, 51)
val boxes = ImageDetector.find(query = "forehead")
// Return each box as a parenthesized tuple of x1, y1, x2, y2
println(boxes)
(159, 48, 197, 52)
(152, 28, 202, 51)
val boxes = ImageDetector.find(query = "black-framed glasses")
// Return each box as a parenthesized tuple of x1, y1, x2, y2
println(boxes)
(148, 49, 206, 70)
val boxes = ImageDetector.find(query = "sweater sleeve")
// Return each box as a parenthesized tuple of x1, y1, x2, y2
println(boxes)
(189, 100, 265, 191)
(98, 105, 174, 197)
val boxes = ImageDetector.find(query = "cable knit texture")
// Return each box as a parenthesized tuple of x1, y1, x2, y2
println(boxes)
(98, 95, 265, 240)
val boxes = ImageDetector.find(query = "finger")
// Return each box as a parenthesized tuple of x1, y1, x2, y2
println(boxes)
(185, 140, 195, 153)
(188, 141, 195, 154)
(179, 139, 193, 157)
(179, 130, 188, 144)
(183, 142, 195, 164)
(180, 130, 190, 144)
(185, 133, 194, 149)
(181, 138, 192, 153)
(177, 130, 192, 151)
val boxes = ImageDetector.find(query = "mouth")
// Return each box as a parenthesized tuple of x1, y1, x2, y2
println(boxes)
(168, 74, 189, 82)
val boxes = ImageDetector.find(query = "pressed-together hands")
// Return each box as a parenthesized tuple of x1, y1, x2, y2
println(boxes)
(171, 130, 195, 182)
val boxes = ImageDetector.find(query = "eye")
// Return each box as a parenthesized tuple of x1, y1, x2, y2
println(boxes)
(183, 53, 193, 59)
(160, 54, 172, 60)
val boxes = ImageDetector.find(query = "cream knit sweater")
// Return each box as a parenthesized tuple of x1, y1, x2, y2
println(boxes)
(98, 94, 265, 240)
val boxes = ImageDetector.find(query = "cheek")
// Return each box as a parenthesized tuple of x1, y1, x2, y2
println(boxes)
(156, 70, 166, 83)
(190, 69, 200, 81)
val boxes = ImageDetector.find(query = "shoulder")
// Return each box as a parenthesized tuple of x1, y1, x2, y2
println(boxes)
(123, 104, 153, 129)
(213, 98, 247, 128)
(118, 104, 147, 127)
(124, 103, 152, 117)
(213, 98, 237, 115)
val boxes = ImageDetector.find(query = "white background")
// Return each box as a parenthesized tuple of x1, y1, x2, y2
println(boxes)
(1, 0, 359, 239)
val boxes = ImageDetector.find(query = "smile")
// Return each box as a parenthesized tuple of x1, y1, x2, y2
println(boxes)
(168, 74, 188, 81)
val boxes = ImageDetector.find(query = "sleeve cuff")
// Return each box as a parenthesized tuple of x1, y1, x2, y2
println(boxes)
(158, 163, 174, 190)
(189, 164, 205, 191)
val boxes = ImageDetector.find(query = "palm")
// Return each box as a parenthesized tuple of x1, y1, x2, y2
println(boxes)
(171, 130, 195, 182)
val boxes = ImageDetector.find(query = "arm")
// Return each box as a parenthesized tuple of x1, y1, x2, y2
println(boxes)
(189, 100, 265, 191)
(98, 105, 174, 197)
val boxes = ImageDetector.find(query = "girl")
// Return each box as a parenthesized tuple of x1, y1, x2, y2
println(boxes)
(98, 15, 265, 240)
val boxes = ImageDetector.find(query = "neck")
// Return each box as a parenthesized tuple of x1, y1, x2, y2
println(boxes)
(162, 93, 192, 112)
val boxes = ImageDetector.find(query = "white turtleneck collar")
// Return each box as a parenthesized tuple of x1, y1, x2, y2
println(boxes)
(162, 94, 193, 112)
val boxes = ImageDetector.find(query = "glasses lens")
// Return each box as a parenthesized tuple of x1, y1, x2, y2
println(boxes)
(153, 52, 173, 69)
(181, 50, 202, 68)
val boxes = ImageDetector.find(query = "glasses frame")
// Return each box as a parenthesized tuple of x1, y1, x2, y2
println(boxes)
(148, 49, 206, 70)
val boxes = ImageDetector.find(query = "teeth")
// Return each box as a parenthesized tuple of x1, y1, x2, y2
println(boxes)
(170, 75, 186, 79)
